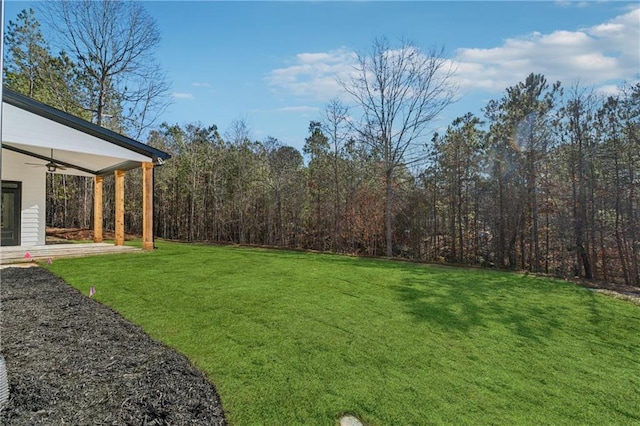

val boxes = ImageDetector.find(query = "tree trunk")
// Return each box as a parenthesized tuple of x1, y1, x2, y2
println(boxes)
(497, 160, 506, 268)
(531, 163, 541, 273)
(457, 164, 464, 263)
(385, 171, 393, 257)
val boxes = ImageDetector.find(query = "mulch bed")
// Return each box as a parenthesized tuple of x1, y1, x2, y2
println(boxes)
(0, 267, 227, 425)
(46, 227, 137, 242)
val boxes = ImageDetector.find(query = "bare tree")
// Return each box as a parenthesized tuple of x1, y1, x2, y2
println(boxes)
(42, 0, 170, 136)
(561, 83, 597, 279)
(323, 98, 350, 250)
(340, 37, 456, 256)
(225, 118, 257, 244)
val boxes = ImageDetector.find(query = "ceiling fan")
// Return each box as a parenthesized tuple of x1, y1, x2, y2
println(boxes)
(25, 149, 67, 173)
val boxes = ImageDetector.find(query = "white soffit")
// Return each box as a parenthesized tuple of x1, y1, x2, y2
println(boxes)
(2, 142, 134, 176)
(2, 102, 150, 163)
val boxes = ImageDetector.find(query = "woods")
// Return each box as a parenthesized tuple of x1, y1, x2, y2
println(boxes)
(3, 5, 639, 286)
(45, 79, 640, 287)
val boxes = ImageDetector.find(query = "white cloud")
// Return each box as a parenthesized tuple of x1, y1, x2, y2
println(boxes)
(172, 92, 194, 99)
(555, 1, 591, 8)
(277, 106, 319, 113)
(192, 82, 210, 88)
(595, 84, 623, 97)
(453, 7, 640, 92)
(267, 47, 357, 101)
(266, 7, 639, 102)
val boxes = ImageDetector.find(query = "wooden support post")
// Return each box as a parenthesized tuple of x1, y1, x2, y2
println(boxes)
(115, 170, 125, 246)
(142, 162, 154, 251)
(93, 176, 104, 243)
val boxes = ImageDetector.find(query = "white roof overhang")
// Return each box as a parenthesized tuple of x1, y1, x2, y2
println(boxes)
(1, 88, 170, 177)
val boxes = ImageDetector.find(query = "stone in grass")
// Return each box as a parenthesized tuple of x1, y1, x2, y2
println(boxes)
(339, 414, 364, 426)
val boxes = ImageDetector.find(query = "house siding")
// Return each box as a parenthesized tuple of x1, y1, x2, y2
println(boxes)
(1, 149, 46, 246)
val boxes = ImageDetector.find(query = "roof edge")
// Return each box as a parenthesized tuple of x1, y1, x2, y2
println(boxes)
(2, 87, 171, 162)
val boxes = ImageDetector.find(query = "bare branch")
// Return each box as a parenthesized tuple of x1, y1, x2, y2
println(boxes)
(41, 0, 170, 134)
(338, 36, 457, 256)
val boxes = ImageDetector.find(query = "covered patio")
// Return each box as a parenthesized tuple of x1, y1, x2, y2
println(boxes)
(0, 242, 140, 266)
(1, 88, 170, 253)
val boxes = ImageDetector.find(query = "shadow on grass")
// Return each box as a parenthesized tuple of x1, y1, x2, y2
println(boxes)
(394, 267, 567, 341)
(299, 253, 571, 341)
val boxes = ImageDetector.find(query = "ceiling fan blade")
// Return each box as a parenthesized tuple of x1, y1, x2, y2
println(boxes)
(23, 150, 68, 172)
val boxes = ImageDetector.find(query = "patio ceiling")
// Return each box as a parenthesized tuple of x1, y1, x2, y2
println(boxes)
(1, 88, 170, 177)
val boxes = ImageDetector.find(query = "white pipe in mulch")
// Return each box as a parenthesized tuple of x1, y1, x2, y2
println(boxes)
(0, 355, 8, 409)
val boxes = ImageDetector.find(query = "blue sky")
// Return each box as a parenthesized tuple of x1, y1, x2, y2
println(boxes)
(4, 1, 640, 151)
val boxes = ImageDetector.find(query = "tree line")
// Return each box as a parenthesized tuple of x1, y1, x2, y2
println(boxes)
(4, 4, 639, 286)
(143, 77, 638, 287)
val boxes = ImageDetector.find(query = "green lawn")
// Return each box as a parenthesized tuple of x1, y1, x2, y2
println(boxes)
(46, 241, 640, 425)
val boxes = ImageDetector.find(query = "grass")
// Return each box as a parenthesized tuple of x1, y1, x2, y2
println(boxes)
(46, 241, 640, 425)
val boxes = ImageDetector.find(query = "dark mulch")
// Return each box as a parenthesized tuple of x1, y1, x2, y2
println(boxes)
(46, 227, 136, 241)
(0, 266, 227, 425)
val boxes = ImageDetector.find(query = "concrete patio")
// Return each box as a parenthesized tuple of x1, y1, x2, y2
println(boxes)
(0, 243, 140, 265)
